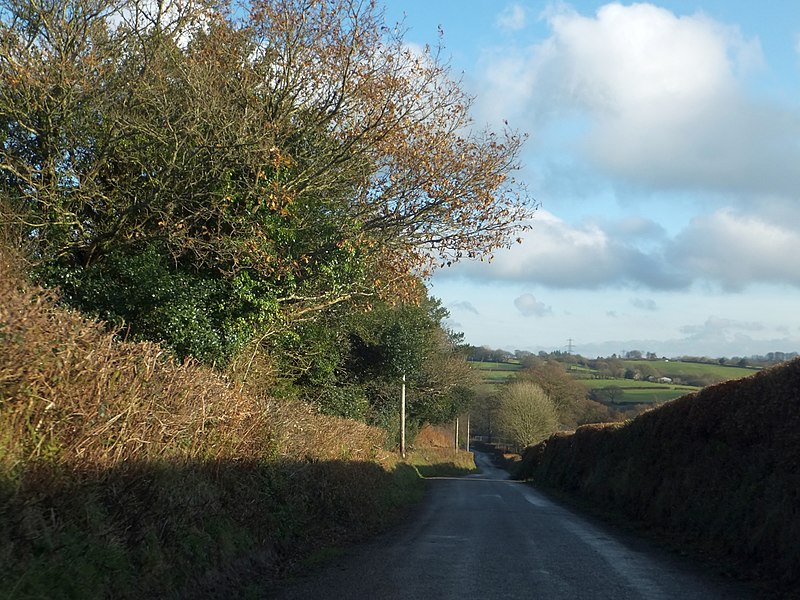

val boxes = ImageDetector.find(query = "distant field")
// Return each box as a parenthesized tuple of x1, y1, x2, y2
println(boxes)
(469, 358, 752, 404)
(468, 361, 522, 385)
(616, 388, 693, 403)
(624, 360, 757, 380)
(576, 377, 699, 404)
(580, 378, 694, 389)
(470, 361, 522, 371)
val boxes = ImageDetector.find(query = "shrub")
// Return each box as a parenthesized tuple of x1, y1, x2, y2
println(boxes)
(0, 244, 404, 597)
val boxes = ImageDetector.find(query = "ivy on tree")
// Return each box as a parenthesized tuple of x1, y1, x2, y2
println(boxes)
(0, 0, 532, 435)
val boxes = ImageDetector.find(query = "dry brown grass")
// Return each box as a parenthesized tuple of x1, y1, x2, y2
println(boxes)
(414, 424, 454, 448)
(0, 243, 406, 597)
(0, 245, 385, 477)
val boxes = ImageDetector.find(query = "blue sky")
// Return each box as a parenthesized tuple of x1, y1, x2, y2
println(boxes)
(383, 1, 800, 358)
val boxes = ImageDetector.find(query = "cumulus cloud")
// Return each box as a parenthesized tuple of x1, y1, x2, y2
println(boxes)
(440, 206, 800, 293)
(436, 4, 800, 295)
(443, 210, 686, 290)
(670, 209, 800, 290)
(496, 4, 527, 32)
(477, 2, 800, 196)
(514, 293, 552, 316)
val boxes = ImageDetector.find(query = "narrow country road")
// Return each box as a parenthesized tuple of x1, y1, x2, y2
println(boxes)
(270, 451, 755, 599)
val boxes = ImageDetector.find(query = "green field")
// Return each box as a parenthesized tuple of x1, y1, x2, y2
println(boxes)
(575, 359, 758, 404)
(468, 361, 522, 387)
(579, 378, 695, 389)
(469, 358, 756, 405)
(470, 360, 522, 371)
(623, 359, 758, 380)
(577, 378, 699, 404)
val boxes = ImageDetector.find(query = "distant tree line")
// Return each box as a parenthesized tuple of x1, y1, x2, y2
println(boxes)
(468, 345, 797, 369)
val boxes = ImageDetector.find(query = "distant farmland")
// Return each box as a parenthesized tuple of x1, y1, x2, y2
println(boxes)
(575, 378, 699, 404)
(470, 358, 757, 406)
(622, 359, 757, 380)
(469, 360, 522, 380)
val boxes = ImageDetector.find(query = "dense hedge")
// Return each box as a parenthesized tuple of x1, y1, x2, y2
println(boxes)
(518, 359, 800, 587)
(0, 245, 413, 598)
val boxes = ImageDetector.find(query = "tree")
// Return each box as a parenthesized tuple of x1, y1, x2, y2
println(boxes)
(469, 390, 500, 441)
(496, 381, 558, 449)
(515, 360, 590, 428)
(339, 293, 476, 431)
(253, 284, 477, 438)
(597, 385, 624, 404)
(413, 328, 479, 424)
(0, 0, 533, 367)
(636, 363, 659, 381)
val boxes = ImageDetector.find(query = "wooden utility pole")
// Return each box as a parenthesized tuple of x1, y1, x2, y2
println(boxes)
(401, 373, 406, 458)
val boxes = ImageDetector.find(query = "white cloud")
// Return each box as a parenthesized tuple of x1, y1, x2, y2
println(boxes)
(679, 316, 764, 337)
(514, 293, 552, 316)
(456, 3, 800, 297)
(444, 211, 685, 290)
(442, 206, 800, 293)
(496, 4, 528, 32)
(670, 209, 800, 290)
(476, 2, 800, 196)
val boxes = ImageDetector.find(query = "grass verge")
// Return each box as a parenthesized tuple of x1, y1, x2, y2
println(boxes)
(405, 448, 477, 478)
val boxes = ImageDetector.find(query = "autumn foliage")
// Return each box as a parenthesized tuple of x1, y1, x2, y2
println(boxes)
(0, 0, 532, 367)
(0, 248, 384, 472)
(0, 240, 415, 596)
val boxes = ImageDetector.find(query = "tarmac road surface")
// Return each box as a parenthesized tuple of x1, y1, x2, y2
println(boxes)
(270, 450, 755, 599)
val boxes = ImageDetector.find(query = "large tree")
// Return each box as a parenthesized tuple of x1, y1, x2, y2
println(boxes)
(496, 381, 558, 449)
(337, 293, 478, 431)
(0, 0, 532, 366)
(516, 360, 610, 428)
